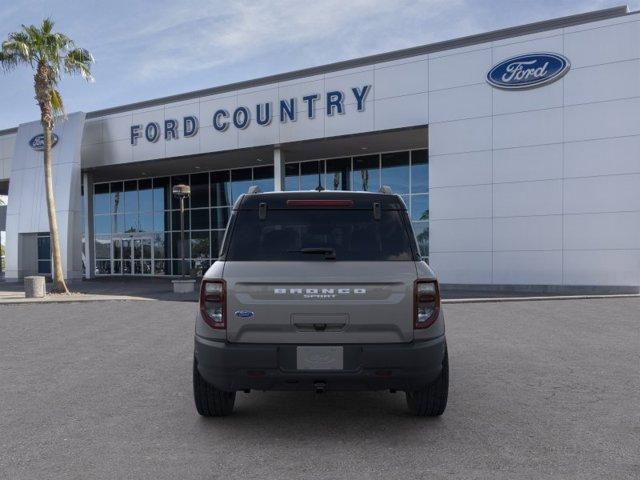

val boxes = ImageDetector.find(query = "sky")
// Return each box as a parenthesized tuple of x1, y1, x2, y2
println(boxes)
(0, 0, 638, 130)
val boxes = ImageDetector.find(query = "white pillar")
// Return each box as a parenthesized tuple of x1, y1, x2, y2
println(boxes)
(82, 172, 93, 279)
(273, 147, 285, 192)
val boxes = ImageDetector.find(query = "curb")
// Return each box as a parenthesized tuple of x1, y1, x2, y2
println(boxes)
(0, 295, 152, 305)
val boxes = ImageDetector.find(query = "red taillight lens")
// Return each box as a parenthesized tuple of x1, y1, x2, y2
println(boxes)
(414, 280, 440, 329)
(200, 279, 226, 329)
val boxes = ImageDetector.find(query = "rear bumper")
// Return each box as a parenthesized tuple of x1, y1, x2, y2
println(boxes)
(194, 335, 446, 392)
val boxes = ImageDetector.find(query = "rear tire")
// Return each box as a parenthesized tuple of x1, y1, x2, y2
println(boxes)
(405, 348, 449, 417)
(193, 359, 236, 417)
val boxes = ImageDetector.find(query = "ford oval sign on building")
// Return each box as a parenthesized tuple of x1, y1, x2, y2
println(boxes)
(487, 53, 570, 90)
(29, 133, 59, 151)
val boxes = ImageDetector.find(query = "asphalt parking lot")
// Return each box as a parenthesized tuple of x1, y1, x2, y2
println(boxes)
(1, 298, 638, 479)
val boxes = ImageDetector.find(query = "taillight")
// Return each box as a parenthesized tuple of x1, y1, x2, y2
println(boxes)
(200, 279, 226, 329)
(414, 280, 440, 329)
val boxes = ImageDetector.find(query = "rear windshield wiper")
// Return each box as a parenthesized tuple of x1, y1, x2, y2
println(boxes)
(288, 247, 336, 260)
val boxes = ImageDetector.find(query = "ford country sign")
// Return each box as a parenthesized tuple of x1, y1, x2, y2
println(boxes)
(487, 53, 570, 90)
(29, 133, 59, 151)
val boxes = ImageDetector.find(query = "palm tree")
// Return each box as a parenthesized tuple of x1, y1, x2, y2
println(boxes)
(0, 18, 93, 293)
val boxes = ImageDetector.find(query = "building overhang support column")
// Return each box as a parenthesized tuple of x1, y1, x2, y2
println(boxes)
(273, 147, 285, 192)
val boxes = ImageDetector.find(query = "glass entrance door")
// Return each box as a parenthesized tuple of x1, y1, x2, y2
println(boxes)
(112, 236, 153, 275)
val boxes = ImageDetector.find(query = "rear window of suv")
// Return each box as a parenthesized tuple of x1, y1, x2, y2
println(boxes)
(225, 208, 417, 261)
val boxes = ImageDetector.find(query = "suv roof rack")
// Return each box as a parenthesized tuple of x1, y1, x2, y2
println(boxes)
(379, 185, 393, 194)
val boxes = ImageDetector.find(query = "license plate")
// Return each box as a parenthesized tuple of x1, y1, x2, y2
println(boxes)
(296, 346, 343, 370)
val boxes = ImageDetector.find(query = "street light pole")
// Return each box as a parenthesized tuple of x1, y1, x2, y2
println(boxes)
(172, 184, 191, 278)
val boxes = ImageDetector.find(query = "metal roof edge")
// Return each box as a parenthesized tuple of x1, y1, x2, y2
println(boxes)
(0, 5, 630, 135)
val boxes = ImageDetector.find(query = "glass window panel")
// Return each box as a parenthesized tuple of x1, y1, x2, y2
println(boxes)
(153, 212, 168, 232)
(411, 149, 429, 193)
(139, 212, 153, 232)
(284, 163, 299, 191)
(124, 180, 138, 213)
(96, 260, 111, 275)
(231, 168, 252, 203)
(191, 231, 210, 258)
(411, 194, 429, 221)
(124, 213, 138, 233)
(94, 183, 110, 214)
(211, 230, 225, 258)
(95, 236, 110, 259)
(190, 173, 209, 208)
(154, 260, 169, 275)
(134, 261, 142, 275)
(122, 239, 132, 259)
(210, 171, 231, 207)
(191, 208, 209, 230)
(252, 166, 274, 193)
(193, 258, 211, 276)
(171, 175, 190, 209)
(381, 151, 410, 194)
(153, 177, 170, 212)
(112, 238, 122, 260)
(412, 221, 429, 258)
(300, 161, 324, 191)
(138, 178, 153, 212)
(172, 259, 186, 276)
(113, 261, 122, 275)
(211, 207, 230, 230)
(171, 210, 190, 231)
(112, 214, 124, 234)
(37, 260, 51, 275)
(142, 260, 152, 275)
(133, 239, 143, 259)
(37, 235, 51, 260)
(153, 233, 167, 259)
(123, 260, 132, 274)
(94, 215, 110, 235)
(353, 155, 379, 192)
(172, 232, 188, 258)
(111, 182, 123, 215)
(325, 158, 351, 191)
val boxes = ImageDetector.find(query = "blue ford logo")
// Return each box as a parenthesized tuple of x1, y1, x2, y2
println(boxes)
(234, 310, 254, 318)
(29, 133, 59, 151)
(487, 53, 570, 90)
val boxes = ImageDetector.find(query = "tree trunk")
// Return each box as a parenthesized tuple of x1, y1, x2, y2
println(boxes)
(36, 65, 68, 294)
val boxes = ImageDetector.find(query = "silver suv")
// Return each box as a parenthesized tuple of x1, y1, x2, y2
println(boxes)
(193, 190, 448, 416)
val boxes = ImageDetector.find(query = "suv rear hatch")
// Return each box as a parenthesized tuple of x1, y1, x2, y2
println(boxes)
(220, 193, 420, 344)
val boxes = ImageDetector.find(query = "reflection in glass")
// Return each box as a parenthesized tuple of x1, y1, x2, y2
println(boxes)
(95, 236, 110, 259)
(411, 194, 429, 221)
(191, 231, 210, 258)
(172, 210, 190, 231)
(124, 213, 138, 233)
(96, 260, 111, 275)
(94, 183, 110, 214)
(381, 152, 410, 194)
(210, 171, 230, 207)
(111, 182, 123, 214)
(139, 212, 153, 232)
(190, 173, 209, 208)
(154, 260, 168, 275)
(211, 208, 230, 230)
(412, 221, 429, 258)
(94, 215, 110, 235)
(353, 155, 379, 191)
(153, 233, 166, 259)
(138, 179, 153, 212)
(300, 161, 323, 191)
(112, 214, 124, 234)
(113, 261, 122, 274)
(153, 212, 167, 232)
(284, 163, 299, 191)
(124, 180, 138, 212)
(411, 149, 428, 193)
(112, 238, 122, 259)
(211, 230, 225, 258)
(122, 239, 132, 259)
(191, 209, 209, 230)
(325, 158, 350, 191)
(153, 177, 170, 211)
(231, 168, 252, 203)
(252, 166, 274, 193)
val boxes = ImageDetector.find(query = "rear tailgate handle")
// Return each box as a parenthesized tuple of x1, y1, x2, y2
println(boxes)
(291, 314, 349, 332)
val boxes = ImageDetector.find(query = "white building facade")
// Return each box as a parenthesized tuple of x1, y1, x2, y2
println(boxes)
(0, 6, 639, 291)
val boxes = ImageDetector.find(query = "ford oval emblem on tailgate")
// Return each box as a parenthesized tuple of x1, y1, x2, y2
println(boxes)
(235, 310, 254, 318)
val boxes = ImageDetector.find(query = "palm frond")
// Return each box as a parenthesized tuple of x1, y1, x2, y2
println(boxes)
(64, 47, 94, 81)
(50, 88, 64, 116)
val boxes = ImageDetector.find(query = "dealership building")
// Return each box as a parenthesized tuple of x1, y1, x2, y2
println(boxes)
(0, 6, 639, 291)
